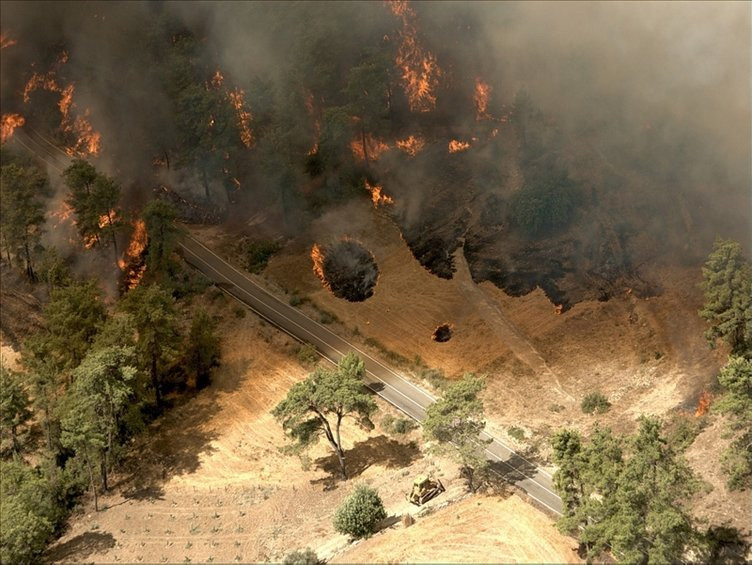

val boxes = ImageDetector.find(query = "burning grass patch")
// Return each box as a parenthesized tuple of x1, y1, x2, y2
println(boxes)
(311, 240, 379, 302)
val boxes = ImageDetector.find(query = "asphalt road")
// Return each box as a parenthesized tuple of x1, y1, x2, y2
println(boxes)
(179, 235, 564, 516)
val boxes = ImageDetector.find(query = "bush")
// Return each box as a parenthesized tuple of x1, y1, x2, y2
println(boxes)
(382, 414, 418, 435)
(297, 343, 318, 366)
(581, 392, 611, 414)
(511, 171, 581, 237)
(283, 548, 322, 565)
(420, 367, 447, 390)
(244, 240, 281, 274)
(507, 426, 526, 441)
(333, 484, 386, 539)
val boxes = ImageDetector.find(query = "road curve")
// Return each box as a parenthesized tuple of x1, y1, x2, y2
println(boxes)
(179, 234, 563, 516)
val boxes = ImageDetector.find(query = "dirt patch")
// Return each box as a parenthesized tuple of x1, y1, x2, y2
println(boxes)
(332, 494, 581, 564)
(312, 239, 379, 302)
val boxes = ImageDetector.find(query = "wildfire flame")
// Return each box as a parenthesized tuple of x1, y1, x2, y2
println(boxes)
(474, 78, 491, 120)
(118, 220, 147, 290)
(388, 0, 442, 113)
(395, 135, 425, 156)
(305, 90, 321, 155)
(365, 180, 394, 207)
(211, 70, 224, 89)
(311, 243, 330, 291)
(695, 390, 712, 417)
(0, 33, 17, 50)
(350, 134, 391, 162)
(228, 88, 254, 148)
(1, 113, 25, 143)
(22, 64, 101, 156)
(448, 139, 470, 153)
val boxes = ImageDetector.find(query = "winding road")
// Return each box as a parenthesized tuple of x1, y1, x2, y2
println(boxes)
(179, 235, 564, 516)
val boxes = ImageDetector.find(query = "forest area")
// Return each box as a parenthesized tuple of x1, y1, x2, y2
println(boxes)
(1, 1, 751, 563)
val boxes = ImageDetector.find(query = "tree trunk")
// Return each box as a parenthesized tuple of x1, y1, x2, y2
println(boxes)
(23, 240, 35, 281)
(85, 451, 99, 512)
(106, 211, 118, 258)
(10, 424, 20, 457)
(100, 449, 109, 491)
(151, 354, 162, 408)
(335, 414, 347, 479)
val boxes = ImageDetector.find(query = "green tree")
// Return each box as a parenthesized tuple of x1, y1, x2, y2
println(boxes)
(423, 374, 490, 491)
(0, 159, 47, 280)
(283, 548, 322, 565)
(699, 238, 752, 355)
(551, 417, 698, 563)
(62, 159, 122, 253)
(142, 199, 180, 279)
(0, 460, 59, 564)
(43, 280, 108, 377)
(0, 366, 33, 457)
(185, 309, 221, 389)
(333, 484, 386, 539)
(19, 336, 60, 452)
(119, 284, 180, 408)
(64, 345, 141, 495)
(715, 355, 752, 489)
(273, 353, 377, 479)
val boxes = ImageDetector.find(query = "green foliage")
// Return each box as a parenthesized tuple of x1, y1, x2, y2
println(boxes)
(36, 247, 73, 291)
(714, 355, 752, 489)
(423, 375, 490, 491)
(0, 157, 48, 279)
(273, 353, 376, 479)
(580, 392, 611, 415)
(185, 309, 221, 389)
(551, 417, 699, 562)
(241, 239, 281, 274)
(142, 199, 181, 280)
(119, 283, 180, 408)
(297, 343, 319, 366)
(0, 460, 59, 564)
(699, 238, 752, 355)
(0, 366, 33, 457)
(62, 159, 122, 251)
(511, 170, 581, 238)
(507, 426, 526, 442)
(283, 548, 322, 565)
(332, 484, 386, 539)
(381, 413, 417, 436)
(43, 280, 108, 374)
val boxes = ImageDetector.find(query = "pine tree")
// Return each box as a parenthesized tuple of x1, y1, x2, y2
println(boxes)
(0, 366, 33, 457)
(699, 238, 752, 355)
(185, 309, 220, 389)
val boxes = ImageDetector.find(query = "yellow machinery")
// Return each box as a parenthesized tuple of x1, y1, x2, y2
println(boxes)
(407, 475, 445, 506)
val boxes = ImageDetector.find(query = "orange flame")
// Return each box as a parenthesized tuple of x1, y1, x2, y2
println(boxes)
(395, 135, 425, 156)
(387, 0, 442, 113)
(1, 113, 25, 143)
(211, 70, 224, 89)
(448, 139, 470, 153)
(311, 243, 331, 291)
(23, 64, 101, 156)
(228, 88, 254, 148)
(350, 134, 391, 161)
(305, 90, 321, 155)
(474, 78, 491, 120)
(0, 34, 17, 50)
(365, 180, 394, 207)
(118, 220, 147, 289)
(695, 390, 712, 417)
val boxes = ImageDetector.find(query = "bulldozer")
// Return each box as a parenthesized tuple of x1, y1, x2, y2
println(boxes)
(406, 475, 445, 506)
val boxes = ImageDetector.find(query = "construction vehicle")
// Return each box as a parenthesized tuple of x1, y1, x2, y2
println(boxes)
(407, 475, 445, 506)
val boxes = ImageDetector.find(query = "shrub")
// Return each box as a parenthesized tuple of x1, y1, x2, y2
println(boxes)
(581, 392, 611, 414)
(244, 240, 281, 274)
(420, 368, 447, 390)
(382, 414, 417, 435)
(511, 171, 581, 238)
(297, 344, 318, 366)
(283, 548, 322, 565)
(333, 484, 386, 539)
(507, 426, 526, 441)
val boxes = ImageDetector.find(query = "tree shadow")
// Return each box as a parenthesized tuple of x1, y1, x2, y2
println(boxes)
(45, 532, 115, 562)
(313, 435, 421, 480)
(487, 452, 541, 488)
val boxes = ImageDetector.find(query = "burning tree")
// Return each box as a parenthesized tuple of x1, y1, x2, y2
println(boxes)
(273, 353, 377, 480)
(62, 159, 122, 255)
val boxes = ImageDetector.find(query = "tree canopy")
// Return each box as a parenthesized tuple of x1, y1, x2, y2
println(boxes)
(715, 355, 752, 489)
(699, 238, 752, 355)
(423, 374, 490, 491)
(333, 484, 386, 539)
(551, 417, 698, 563)
(273, 352, 376, 479)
